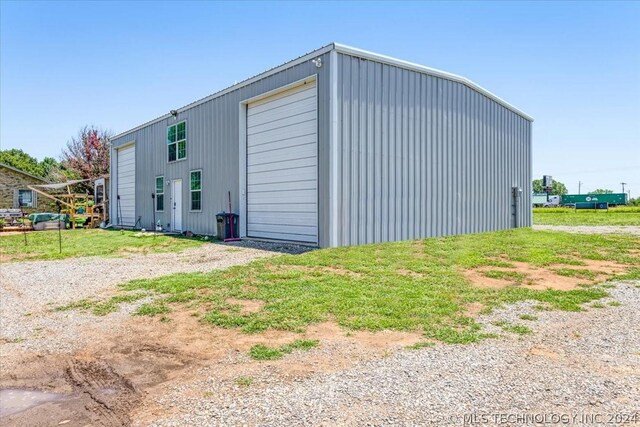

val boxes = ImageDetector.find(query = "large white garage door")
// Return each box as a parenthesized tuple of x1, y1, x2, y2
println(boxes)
(247, 81, 317, 243)
(116, 144, 136, 227)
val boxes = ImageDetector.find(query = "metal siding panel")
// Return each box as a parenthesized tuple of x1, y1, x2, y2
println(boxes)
(366, 60, 375, 244)
(393, 65, 402, 241)
(334, 52, 531, 246)
(339, 56, 350, 247)
(437, 78, 444, 237)
(109, 52, 331, 240)
(427, 76, 435, 238)
(381, 64, 390, 243)
(419, 74, 426, 237)
(407, 70, 415, 240)
(374, 62, 383, 243)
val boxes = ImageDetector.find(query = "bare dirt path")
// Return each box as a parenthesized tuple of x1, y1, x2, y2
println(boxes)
(533, 224, 640, 235)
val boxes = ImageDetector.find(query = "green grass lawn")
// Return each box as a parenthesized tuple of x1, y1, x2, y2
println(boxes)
(90, 228, 640, 344)
(0, 229, 204, 262)
(533, 207, 640, 226)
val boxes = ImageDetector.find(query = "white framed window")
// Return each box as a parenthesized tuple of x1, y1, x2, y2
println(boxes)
(155, 176, 164, 211)
(190, 170, 202, 211)
(18, 189, 34, 207)
(167, 121, 186, 162)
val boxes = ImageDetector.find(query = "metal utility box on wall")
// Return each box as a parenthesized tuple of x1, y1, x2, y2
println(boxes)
(109, 43, 533, 247)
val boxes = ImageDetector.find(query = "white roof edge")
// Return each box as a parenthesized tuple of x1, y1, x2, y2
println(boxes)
(111, 42, 532, 141)
(333, 43, 534, 122)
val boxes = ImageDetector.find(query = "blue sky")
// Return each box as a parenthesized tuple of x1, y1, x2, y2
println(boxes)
(1, 1, 638, 195)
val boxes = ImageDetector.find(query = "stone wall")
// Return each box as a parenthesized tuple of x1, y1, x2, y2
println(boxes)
(0, 166, 58, 214)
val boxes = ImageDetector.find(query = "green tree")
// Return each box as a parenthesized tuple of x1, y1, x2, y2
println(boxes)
(0, 149, 69, 181)
(532, 179, 568, 195)
(588, 189, 613, 194)
(0, 149, 46, 177)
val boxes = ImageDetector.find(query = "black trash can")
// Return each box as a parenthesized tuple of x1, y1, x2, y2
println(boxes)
(215, 212, 239, 240)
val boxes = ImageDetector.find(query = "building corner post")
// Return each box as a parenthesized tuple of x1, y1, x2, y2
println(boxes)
(329, 49, 339, 247)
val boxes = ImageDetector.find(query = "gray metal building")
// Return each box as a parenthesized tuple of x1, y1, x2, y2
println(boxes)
(109, 43, 533, 247)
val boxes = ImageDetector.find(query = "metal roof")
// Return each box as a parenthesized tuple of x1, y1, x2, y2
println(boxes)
(111, 43, 533, 141)
(334, 43, 534, 122)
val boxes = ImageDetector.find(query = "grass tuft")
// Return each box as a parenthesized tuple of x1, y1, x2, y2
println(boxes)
(249, 339, 319, 360)
(135, 302, 171, 316)
(249, 344, 283, 360)
(55, 293, 147, 316)
(406, 341, 436, 350)
(235, 376, 254, 387)
(493, 320, 532, 335)
(553, 269, 599, 280)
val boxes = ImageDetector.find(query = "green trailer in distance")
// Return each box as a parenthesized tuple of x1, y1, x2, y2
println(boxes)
(561, 193, 628, 206)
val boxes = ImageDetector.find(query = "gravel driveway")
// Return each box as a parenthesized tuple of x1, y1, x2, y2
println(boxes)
(143, 281, 640, 426)
(0, 241, 292, 352)
(2, 232, 638, 425)
(533, 224, 640, 235)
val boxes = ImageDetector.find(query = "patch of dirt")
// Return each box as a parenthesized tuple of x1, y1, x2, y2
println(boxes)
(464, 269, 521, 289)
(576, 259, 629, 275)
(115, 246, 151, 256)
(1, 309, 425, 425)
(1, 356, 145, 426)
(270, 264, 363, 278)
(242, 285, 258, 293)
(397, 269, 425, 279)
(0, 311, 204, 426)
(305, 322, 423, 350)
(527, 346, 562, 361)
(0, 230, 37, 236)
(464, 259, 632, 291)
(225, 298, 264, 314)
(464, 302, 486, 317)
(182, 254, 222, 264)
(0, 252, 37, 263)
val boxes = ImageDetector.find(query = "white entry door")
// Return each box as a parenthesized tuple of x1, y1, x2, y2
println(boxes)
(171, 179, 183, 232)
(246, 81, 318, 243)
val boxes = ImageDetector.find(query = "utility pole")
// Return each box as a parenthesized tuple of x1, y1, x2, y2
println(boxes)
(578, 181, 582, 195)
(621, 182, 627, 193)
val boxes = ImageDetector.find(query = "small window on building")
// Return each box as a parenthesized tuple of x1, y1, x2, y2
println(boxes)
(190, 170, 202, 211)
(167, 121, 186, 162)
(18, 190, 34, 207)
(156, 177, 164, 211)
